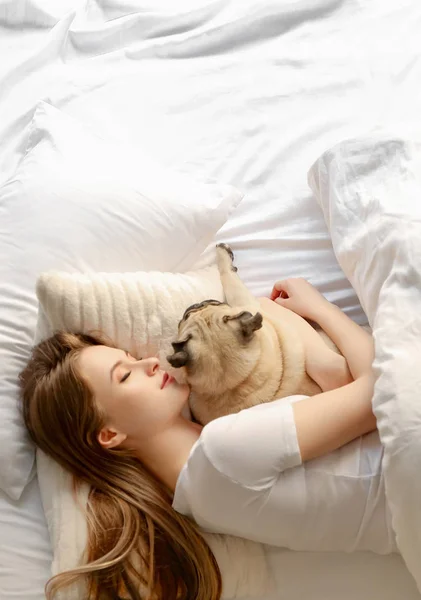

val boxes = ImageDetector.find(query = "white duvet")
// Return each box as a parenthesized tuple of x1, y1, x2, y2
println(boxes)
(310, 135, 421, 593)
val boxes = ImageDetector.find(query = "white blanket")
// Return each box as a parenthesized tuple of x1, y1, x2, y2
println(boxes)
(309, 135, 421, 593)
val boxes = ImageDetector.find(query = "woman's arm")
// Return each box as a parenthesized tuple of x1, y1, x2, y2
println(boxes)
(271, 278, 374, 380)
(309, 303, 373, 381)
(271, 278, 376, 460)
(199, 375, 376, 486)
(292, 374, 376, 461)
(259, 296, 352, 392)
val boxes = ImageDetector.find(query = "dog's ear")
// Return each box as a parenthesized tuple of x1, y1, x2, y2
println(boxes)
(223, 311, 263, 340)
(240, 311, 263, 339)
(167, 339, 191, 368)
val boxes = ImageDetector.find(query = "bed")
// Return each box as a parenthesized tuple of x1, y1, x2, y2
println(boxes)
(1, 1, 421, 599)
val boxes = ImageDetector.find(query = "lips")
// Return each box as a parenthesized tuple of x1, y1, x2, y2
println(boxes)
(161, 372, 174, 389)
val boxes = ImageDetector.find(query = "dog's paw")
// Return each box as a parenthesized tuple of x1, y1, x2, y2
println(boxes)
(216, 242, 234, 261)
(216, 243, 237, 272)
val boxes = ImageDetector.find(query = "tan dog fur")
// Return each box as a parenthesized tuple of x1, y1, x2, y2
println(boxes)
(167, 244, 339, 425)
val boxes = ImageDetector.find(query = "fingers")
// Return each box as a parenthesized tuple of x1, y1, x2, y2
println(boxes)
(274, 296, 289, 308)
(270, 280, 289, 301)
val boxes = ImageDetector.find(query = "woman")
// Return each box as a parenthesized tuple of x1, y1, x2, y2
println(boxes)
(20, 278, 394, 600)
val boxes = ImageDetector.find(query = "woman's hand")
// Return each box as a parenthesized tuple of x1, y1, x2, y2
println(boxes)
(270, 278, 328, 322)
(271, 279, 374, 381)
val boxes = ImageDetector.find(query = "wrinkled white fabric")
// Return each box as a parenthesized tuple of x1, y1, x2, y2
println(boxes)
(309, 136, 421, 593)
(174, 396, 396, 554)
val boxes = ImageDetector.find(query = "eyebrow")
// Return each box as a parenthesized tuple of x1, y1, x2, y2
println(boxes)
(110, 351, 129, 381)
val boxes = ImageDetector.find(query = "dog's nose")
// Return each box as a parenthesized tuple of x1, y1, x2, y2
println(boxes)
(167, 351, 189, 368)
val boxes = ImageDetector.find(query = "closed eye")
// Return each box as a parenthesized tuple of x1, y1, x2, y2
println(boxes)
(119, 350, 140, 382)
(120, 371, 131, 383)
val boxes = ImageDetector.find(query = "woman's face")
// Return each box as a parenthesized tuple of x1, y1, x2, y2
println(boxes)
(77, 345, 190, 449)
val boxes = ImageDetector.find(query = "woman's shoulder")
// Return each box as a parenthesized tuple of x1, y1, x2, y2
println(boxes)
(196, 398, 304, 488)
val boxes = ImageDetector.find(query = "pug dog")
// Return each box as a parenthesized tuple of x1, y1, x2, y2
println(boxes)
(167, 243, 344, 425)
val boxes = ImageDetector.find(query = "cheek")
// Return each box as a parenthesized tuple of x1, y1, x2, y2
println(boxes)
(117, 388, 163, 423)
(103, 389, 141, 429)
(113, 396, 150, 437)
(111, 382, 190, 437)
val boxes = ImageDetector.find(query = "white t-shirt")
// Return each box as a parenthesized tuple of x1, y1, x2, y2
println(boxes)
(173, 396, 397, 554)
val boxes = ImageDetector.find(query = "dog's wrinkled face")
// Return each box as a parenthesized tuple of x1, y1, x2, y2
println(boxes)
(167, 300, 263, 394)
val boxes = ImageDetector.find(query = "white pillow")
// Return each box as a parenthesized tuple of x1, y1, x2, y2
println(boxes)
(0, 101, 243, 499)
(35, 265, 224, 368)
(35, 265, 271, 600)
(308, 135, 421, 593)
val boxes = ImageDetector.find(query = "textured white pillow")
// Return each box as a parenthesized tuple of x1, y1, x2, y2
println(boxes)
(0, 101, 242, 498)
(35, 265, 224, 367)
(35, 265, 271, 599)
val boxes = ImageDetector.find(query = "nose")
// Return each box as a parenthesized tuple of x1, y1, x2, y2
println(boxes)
(142, 357, 160, 376)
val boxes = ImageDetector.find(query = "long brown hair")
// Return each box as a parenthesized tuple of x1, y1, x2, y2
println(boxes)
(20, 331, 222, 600)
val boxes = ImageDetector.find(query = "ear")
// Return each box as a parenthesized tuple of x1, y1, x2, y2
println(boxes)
(223, 311, 263, 340)
(97, 427, 127, 449)
(239, 311, 263, 339)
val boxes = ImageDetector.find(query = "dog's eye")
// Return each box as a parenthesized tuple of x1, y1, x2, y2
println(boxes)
(172, 342, 185, 351)
(172, 334, 192, 352)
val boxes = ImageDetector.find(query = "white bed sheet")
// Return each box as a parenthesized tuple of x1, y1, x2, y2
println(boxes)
(2, 1, 421, 599)
(0, 475, 51, 599)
